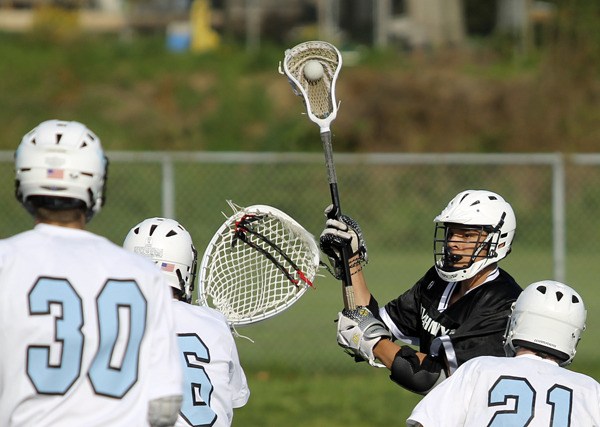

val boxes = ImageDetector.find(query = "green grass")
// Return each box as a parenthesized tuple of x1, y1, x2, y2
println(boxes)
(234, 372, 423, 427)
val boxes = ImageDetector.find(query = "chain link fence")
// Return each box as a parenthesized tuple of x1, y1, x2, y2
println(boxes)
(1, 151, 598, 374)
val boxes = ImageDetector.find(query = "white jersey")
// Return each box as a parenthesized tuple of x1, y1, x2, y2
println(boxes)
(172, 302, 249, 427)
(407, 353, 600, 427)
(0, 224, 183, 427)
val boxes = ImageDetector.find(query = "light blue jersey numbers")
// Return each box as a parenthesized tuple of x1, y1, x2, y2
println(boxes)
(177, 333, 217, 427)
(27, 277, 147, 398)
(488, 376, 573, 427)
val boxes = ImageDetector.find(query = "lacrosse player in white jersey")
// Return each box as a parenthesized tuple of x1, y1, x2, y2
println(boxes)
(407, 280, 600, 426)
(124, 217, 250, 427)
(0, 120, 183, 427)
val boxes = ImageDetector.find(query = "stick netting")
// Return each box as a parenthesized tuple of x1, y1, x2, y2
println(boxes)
(198, 204, 319, 326)
(281, 41, 341, 121)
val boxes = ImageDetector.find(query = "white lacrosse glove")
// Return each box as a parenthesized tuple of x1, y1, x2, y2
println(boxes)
(337, 306, 391, 368)
(319, 204, 368, 279)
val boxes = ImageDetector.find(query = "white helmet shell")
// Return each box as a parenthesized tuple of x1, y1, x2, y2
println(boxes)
(504, 280, 586, 366)
(433, 190, 516, 282)
(15, 120, 108, 221)
(123, 217, 197, 303)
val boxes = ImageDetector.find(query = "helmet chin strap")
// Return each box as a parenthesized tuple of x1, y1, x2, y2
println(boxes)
(175, 269, 188, 302)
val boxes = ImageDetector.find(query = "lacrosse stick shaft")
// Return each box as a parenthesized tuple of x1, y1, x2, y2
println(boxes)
(279, 41, 352, 308)
(321, 130, 356, 310)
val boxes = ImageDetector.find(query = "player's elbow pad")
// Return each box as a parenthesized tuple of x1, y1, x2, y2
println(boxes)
(389, 346, 447, 395)
(148, 395, 182, 427)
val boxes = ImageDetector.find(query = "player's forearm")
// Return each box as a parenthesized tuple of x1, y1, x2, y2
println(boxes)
(373, 338, 400, 368)
(348, 258, 371, 306)
(373, 339, 426, 368)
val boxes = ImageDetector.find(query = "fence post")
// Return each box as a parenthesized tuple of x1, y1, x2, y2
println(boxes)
(552, 153, 566, 282)
(162, 154, 175, 219)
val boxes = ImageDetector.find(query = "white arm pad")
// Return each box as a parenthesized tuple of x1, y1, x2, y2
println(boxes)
(148, 395, 182, 427)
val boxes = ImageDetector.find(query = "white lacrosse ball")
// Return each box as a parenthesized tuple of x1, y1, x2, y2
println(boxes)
(303, 60, 324, 81)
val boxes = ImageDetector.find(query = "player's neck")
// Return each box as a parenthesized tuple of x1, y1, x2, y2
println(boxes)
(452, 264, 497, 303)
(34, 207, 87, 230)
(463, 264, 496, 288)
(515, 348, 560, 363)
(36, 217, 86, 230)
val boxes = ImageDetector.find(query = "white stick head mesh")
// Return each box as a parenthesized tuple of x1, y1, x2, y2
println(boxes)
(197, 202, 320, 326)
(279, 40, 342, 131)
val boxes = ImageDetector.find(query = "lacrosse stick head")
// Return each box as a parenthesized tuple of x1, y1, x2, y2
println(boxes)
(279, 40, 342, 132)
(197, 201, 320, 326)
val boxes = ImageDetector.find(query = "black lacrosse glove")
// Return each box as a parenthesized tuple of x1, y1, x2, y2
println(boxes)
(319, 205, 368, 280)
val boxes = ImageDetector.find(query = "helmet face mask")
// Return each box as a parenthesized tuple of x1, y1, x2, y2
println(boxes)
(433, 190, 516, 282)
(123, 218, 197, 303)
(503, 280, 587, 366)
(434, 223, 499, 275)
(15, 120, 108, 222)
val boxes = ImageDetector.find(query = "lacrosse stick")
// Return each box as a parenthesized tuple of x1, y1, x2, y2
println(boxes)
(278, 40, 355, 309)
(197, 201, 320, 327)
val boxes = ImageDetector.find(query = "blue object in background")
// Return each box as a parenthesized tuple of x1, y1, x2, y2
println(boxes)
(166, 22, 191, 52)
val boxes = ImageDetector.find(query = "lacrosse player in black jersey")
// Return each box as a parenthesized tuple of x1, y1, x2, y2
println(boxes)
(320, 190, 523, 395)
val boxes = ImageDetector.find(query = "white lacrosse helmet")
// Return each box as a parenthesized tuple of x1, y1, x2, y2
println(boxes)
(504, 280, 586, 366)
(433, 190, 516, 282)
(15, 119, 108, 222)
(123, 217, 197, 303)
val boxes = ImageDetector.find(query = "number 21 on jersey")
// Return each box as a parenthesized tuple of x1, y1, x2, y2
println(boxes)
(488, 376, 573, 427)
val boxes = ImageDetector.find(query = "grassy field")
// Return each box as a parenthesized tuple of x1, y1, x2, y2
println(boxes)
(233, 372, 423, 427)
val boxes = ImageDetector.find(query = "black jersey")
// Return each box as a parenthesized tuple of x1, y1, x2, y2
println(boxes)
(380, 266, 522, 374)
